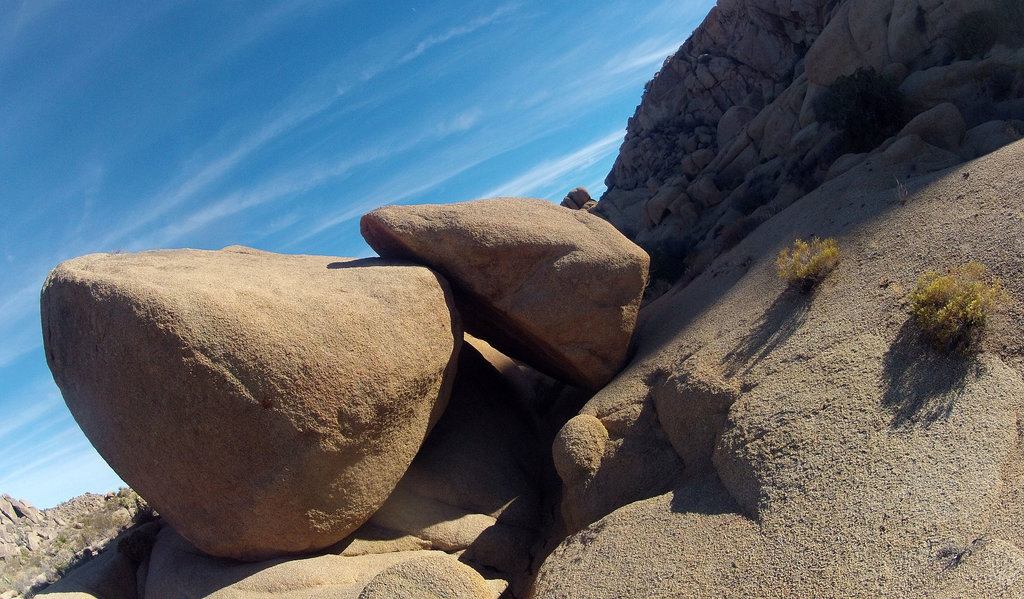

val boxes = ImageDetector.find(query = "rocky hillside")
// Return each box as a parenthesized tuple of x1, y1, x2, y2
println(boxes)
(0, 490, 150, 597)
(594, 0, 1024, 292)
(534, 134, 1024, 599)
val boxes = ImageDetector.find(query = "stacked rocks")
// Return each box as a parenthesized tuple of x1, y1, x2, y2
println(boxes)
(38, 198, 649, 597)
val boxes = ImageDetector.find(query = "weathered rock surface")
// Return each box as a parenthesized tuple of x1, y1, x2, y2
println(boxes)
(144, 526, 503, 599)
(41, 246, 462, 560)
(361, 198, 648, 390)
(533, 140, 1024, 597)
(358, 554, 498, 599)
(897, 102, 966, 152)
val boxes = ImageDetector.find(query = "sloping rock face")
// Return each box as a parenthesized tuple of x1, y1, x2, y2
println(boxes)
(595, 0, 1024, 289)
(361, 198, 649, 391)
(532, 140, 1024, 597)
(41, 246, 462, 561)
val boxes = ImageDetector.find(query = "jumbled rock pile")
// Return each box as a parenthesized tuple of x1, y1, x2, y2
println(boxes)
(38, 198, 649, 597)
(0, 490, 149, 598)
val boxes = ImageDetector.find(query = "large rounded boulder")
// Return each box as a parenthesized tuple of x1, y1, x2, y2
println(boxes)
(360, 198, 649, 391)
(41, 246, 462, 560)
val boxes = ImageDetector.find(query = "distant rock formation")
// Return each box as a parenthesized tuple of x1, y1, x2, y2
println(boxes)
(0, 490, 149, 597)
(594, 0, 1024, 292)
(559, 187, 595, 210)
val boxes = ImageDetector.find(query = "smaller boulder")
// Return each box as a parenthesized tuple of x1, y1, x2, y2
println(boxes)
(144, 526, 478, 598)
(560, 187, 594, 210)
(552, 414, 608, 486)
(960, 120, 1024, 160)
(897, 102, 966, 152)
(359, 344, 544, 576)
(358, 554, 500, 599)
(361, 198, 649, 390)
(649, 360, 739, 476)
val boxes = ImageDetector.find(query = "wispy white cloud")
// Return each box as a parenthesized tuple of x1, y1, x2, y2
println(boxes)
(480, 130, 623, 199)
(399, 4, 519, 64)
(436, 107, 484, 136)
(206, 0, 329, 66)
(0, 392, 61, 443)
(141, 102, 501, 249)
(95, 6, 510, 252)
(0, 282, 46, 367)
(603, 39, 680, 76)
(0, 0, 72, 63)
(123, 148, 377, 249)
(0, 423, 123, 508)
(294, 129, 624, 246)
(287, 155, 487, 246)
(98, 94, 344, 251)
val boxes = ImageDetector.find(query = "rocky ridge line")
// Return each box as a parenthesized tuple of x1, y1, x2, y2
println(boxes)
(595, 0, 1024, 294)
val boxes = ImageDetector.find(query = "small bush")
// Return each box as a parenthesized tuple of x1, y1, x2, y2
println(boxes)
(818, 68, 905, 152)
(909, 262, 1005, 352)
(776, 237, 840, 290)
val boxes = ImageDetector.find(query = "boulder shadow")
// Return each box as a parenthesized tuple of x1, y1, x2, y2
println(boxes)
(326, 257, 394, 269)
(668, 474, 743, 517)
(880, 319, 981, 428)
(721, 287, 812, 377)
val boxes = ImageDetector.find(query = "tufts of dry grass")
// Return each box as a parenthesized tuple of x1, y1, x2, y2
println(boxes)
(909, 262, 1006, 353)
(776, 237, 840, 291)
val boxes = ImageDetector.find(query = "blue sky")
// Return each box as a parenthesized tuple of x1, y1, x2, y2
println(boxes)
(0, 0, 714, 508)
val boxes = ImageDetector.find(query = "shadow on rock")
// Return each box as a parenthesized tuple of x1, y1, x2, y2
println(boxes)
(326, 257, 409, 269)
(881, 319, 982, 428)
(668, 474, 742, 517)
(721, 287, 812, 377)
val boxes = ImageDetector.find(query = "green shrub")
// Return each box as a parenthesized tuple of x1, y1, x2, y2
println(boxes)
(818, 68, 905, 152)
(909, 262, 1005, 352)
(776, 237, 840, 290)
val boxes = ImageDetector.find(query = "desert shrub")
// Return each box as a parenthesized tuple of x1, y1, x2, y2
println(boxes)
(776, 237, 840, 290)
(954, 10, 1000, 59)
(909, 262, 1005, 352)
(818, 68, 905, 152)
(645, 238, 691, 284)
